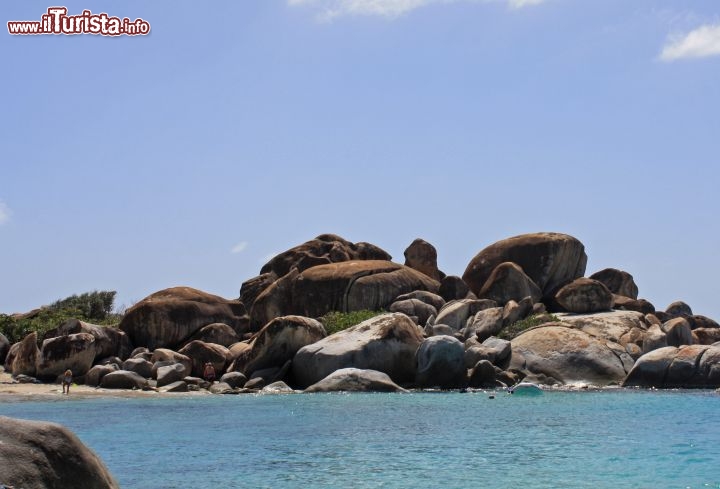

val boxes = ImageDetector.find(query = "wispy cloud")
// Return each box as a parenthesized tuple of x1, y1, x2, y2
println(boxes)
(0, 201, 11, 225)
(660, 23, 720, 61)
(289, 0, 545, 21)
(231, 241, 248, 254)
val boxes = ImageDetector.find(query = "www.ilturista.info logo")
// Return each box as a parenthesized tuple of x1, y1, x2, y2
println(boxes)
(7, 7, 150, 36)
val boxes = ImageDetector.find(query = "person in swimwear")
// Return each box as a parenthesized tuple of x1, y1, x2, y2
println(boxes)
(62, 369, 72, 395)
(203, 362, 216, 383)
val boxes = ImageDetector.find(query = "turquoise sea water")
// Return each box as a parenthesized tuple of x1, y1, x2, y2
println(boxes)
(1, 390, 719, 488)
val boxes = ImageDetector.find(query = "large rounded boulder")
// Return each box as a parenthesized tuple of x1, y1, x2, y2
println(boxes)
(9, 332, 40, 377)
(463, 233, 587, 298)
(232, 315, 326, 377)
(44, 319, 132, 361)
(119, 287, 249, 350)
(292, 313, 424, 388)
(251, 260, 440, 329)
(305, 368, 407, 393)
(510, 324, 632, 385)
(0, 332, 9, 365)
(589, 268, 639, 299)
(403, 238, 443, 281)
(36, 333, 97, 380)
(623, 345, 720, 388)
(477, 262, 542, 305)
(554, 278, 614, 314)
(415, 335, 465, 388)
(240, 234, 392, 311)
(0, 416, 119, 489)
(178, 340, 231, 377)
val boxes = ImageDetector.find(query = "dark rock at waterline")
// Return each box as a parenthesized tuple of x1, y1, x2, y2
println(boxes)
(119, 286, 249, 350)
(220, 371, 248, 388)
(0, 416, 120, 489)
(292, 313, 424, 388)
(159, 380, 188, 393)
(415, 335, 465, 388)
(589, 268, 639, 300)
(463, 232, 587, 298)
(305, 368, 407, 393)
(100, 370, 149, 389)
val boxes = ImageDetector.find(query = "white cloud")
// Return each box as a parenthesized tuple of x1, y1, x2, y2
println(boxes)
(289, 0, 545, 21)
(0, 201, 11, 225)
(660, 24, 720, 61)
(230, 241, 248, 254)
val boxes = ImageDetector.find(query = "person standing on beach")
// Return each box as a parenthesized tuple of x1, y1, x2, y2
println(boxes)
(61, 369, 72, 395)
(203, 362, 216, 384)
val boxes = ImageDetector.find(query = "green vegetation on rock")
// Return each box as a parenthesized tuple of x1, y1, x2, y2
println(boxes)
(499, 313, 560, 340)
(319, 310, 385, 336)
(0, 291, 120, 343)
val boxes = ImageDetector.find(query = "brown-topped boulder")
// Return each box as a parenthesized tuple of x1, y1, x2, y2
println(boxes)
(404, 238, 443, 281)
(510, 324, 633, 386)
(177, 340, 231, 377)
(555, 278, 613, 314)
(231, 315, 326, 377)
(438, 275, 471, 302)
(99, 370, 149, 389)
(251, 260, 440, 329)
(119, 286, 249, 350)
(612, 295, 655, 314)
(393, 291, 446, 313)
(694, 328, 720, 345)
(0, 416, 119, 489)
(187, 323, 240, 347)
(8, 332, 40, 377)
(44, 319, 132, 361)
(240, 234, 392, 311)
(292, 313, 424, 388)
(36, 333, 97, 381)
(478, 262, 542, 305)
(689, 315, 720, 330)
(623, 345, 720, 388)
(665, 301, 693, 318)
(589, 268, 639, 299)
(463, 232, 587, 298)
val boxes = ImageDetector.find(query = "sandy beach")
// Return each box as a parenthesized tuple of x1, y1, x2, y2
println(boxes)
(0, 369, 209, 401)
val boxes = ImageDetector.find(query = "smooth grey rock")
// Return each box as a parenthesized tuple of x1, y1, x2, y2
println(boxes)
(305, 368, 407, 393)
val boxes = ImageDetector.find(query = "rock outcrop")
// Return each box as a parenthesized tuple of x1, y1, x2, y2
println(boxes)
(45, 319, 132, 361)
(99, 370, 149, 389)
(231, 315, 326, 377)
(292, 313, 424, 388)
(554, 278, 614, 314)
(305, 368, 407, 393)
(36, 333, 97, 380)
(177, 340, 230, 377)
(119, 287, 249, 350)
(463, 232, 587, 298)
(589, 268, 639, 299)
(0, 416, 119, 489)
(415, 335, 465, 388)
(403, 238, 443, 281)
(251, 260, 440, 329)
(510, 324, 633, 385)
(0, 332, 10, 365)
(623, 345, 720, 388)
(9, 332, 40, 377)
(477, 262, 542, 305)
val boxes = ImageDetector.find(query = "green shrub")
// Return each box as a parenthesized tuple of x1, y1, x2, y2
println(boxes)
(319, 310, 385, 336)
(498, 313, 560, 340)
(0, 290, 120, 344)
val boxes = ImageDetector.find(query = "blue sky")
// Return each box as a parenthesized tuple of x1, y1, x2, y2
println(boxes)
(1, 1, 719, 319)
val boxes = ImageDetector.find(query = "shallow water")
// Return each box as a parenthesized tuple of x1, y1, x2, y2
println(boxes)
(1, 390, 719, 488)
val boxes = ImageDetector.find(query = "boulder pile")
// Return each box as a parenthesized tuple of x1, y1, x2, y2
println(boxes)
(4, 232, 719, 392)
